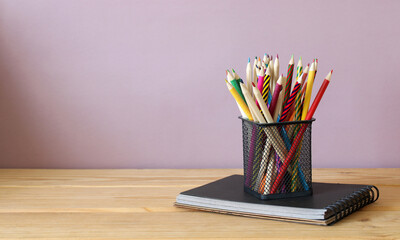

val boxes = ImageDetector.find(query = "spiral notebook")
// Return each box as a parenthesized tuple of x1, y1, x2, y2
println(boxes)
(175, 175, 379, 225)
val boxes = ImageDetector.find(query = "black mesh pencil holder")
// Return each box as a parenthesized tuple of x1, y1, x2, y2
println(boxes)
(241, 117, 315, 200)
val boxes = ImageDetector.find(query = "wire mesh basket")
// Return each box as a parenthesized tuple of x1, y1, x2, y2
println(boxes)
(241, 117, 314, 200)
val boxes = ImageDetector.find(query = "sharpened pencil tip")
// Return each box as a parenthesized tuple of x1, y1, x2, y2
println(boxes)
(248, 57, 250, 63)
(252, 82, 255, 87)
(331, 69, 333, 73)
(232, 69, 236, 73)
(277, 54, 279, 59)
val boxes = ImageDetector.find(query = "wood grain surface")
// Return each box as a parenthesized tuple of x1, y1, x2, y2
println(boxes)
(0, 169, 398, 239)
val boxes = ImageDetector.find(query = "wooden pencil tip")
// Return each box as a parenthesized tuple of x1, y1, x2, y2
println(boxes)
(248, 57, 250, 63)
(325, 71, 332, 81)
(331, 69, 333, 73)
(232, 69, 236, 73)
(252, 82, 256, 87)
(277, 54, 279, 59)
(289, 55, 294, 64)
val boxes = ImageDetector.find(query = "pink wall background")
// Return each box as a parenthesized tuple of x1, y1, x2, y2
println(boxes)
(0, 0, 399, 168)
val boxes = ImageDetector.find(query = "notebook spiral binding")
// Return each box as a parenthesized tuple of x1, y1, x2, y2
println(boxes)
(325, 185, 379, 225)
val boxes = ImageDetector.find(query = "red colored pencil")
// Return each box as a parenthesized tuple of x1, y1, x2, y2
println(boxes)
(270, 70, 332, 194)
(268, 74, 284, 114)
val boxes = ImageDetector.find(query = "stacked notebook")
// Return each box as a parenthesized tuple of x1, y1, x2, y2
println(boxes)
(175, 175, 379, 225)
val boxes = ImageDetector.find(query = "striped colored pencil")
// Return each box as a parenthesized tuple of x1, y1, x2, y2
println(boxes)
(296, 57, 303, 81)
(262, 66, 271, 105)
(270, 70, 333, 194)
(279, 74, 303, 122)
(296, 65, 309, 119)
(287, 64, 309, 121)
(287, 64, 310, 138)
(282, 55, 294, 108)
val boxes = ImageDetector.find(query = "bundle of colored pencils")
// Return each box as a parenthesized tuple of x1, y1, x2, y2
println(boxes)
(225, 53, 332, 195)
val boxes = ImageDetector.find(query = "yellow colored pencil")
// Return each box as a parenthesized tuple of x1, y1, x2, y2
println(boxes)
(301, 62, 316, 120)
(225, 80, 253, 121)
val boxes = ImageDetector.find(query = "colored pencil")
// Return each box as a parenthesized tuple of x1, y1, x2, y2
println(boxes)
(269, 74, 284, 114)
(307, 70, 332, 118)
(240, 83, 261, 187)
(246, 58, 252, 96)
(280, 73, 304, 122)
(260, 150, 277, 194)
(273, 75, 287, 122)
(282, 55, 294, 108)
(274, 54, 280, 83)
(227, 70, 247, 117)
(252, 57, 258, 87)
(248, 84, 287, 159)
(270, 70, 333, 194)
(225, 80, 253, 121)
(288, 64, 309, 121)
(296, 57, 303, 81)
(263, 54, 269, 67)
(269, 58, 274, 87)
(262, 67, 271, 105)
(252, 83, 274, 123)
(301, 62, 316, 120)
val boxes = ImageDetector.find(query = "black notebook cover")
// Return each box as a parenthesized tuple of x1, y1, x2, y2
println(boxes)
(175, 175, 379, 225)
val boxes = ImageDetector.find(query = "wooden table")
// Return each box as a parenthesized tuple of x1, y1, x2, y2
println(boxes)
(0, 169, 398, 239)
